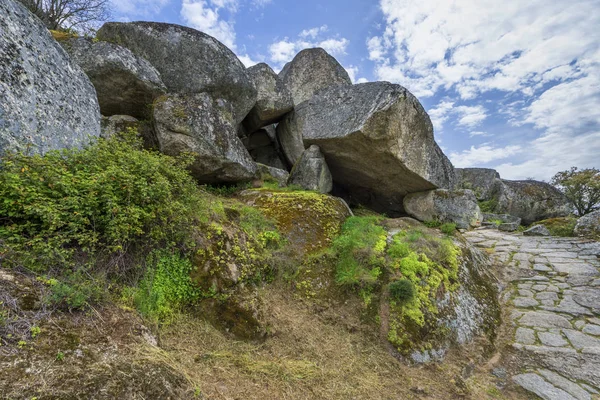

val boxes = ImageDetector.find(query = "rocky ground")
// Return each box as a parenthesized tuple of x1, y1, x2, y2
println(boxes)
(465, 229, 600, 399)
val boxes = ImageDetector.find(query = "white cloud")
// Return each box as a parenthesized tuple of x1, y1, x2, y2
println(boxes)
(268, 27, 349, 67)
(469, 131, 490, 137)
(428, 101, 488, 132)
(356, 77, 369, 84)
(111, 0, 171, 17)
(450, 144, 522, 168)
(370, 0, 599, 100)
(181, 0, 236, 49)
(250, 0, 272, 8)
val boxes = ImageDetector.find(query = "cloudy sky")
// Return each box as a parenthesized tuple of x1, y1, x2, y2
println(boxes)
(110, 0, 600, 181)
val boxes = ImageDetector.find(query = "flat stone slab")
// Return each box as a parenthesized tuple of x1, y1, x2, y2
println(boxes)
(519, 312, 572, 329)
(537, 369, 592, 400)
(538, 332, 569, 347)
(513, 373, 578, 400)
(514, 297, 540, 307)
(516, 327, 537, 345)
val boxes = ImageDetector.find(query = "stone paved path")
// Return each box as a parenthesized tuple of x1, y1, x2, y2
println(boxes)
(464, 229, 600, 400)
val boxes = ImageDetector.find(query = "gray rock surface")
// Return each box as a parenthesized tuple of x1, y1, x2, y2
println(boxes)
(243, 128, 287, 170)
(525, 225, 552, 237)
(277, 82, 456, 215)
(279, 47, 351, 106)
(243, 63, 293, 133)
(256, 163, 289, 187)
(495, 180, 571, 225)
(513, 374, 578, 400)
(574, 210, 600, 237)
(0, 0, 100, 156)
(61, 37, 166, 118)
(499, 222, 520, 232)
(287, 145, 332, 193)
(456, 168, 501, 201)
(153, 93, 256, 183)
(101, 115, 139, 139)
(403, 189, 482, 229)
(97, 22, 256, 124)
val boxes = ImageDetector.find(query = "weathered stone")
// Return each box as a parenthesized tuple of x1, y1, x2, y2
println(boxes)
(244, 128, 287, 170)
(100, 115, 139, 139)
(574, 210, 600, 238)
(537, 369, 592, 400)
(287, 145, 332, 193)
(60, 37, 166, 118)
(516, 327, 537, 345)
(153, 93, 256, 183)
(499, 222, 519, 232)
(97, 22, 256, 124)
(519, 312, 572, 329)
(256, 163, 289, 187)
(563, 329, 600, 350)
(278, 82, 456, 215)
(525, 225, 552, 237)
(514, 297, 539, 308)
(403, 189, 482, 229)
(538, 332, 568, 347)
(0, 0, 100, 156)
(513, 373, 578, 400)
(455, 168, 501, 201)
(573, 289, 600, 313)
(582, 325, 600, 336)
(494, 180, 571, 225)
(279, 47, 351, 106)
(243, 63, 293, 133)
(483, 213, 522, 225)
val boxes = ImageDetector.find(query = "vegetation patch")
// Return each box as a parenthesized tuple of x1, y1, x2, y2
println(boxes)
(533, 217, 578, 237)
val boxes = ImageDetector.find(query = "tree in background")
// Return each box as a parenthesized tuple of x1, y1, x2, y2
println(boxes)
(18, 0, 110, 33)
(551, 167, 600, 216)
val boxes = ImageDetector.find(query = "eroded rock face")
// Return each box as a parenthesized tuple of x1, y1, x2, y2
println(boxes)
(403, 189, 482, 229)
(243, 128, 287, 170)
(279, 47, 352, 106)
(494, 180, 571, 225)
(153, 93, 257, 183)
(243, 63, 293, 133)
(97, 22, 256, 124)
(456, 168, 501, 201)
(524, 224, 551, 236)
(61, 38, 166, 118)
(574, 210, 600, 237)
(277, 82, 456, 215)
(0, 0, 100, 156)
(287, 145, 333, 193)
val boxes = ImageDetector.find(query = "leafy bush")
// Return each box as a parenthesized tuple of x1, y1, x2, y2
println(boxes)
(134, 250, 200, 323)
(389, 279, 415, 303)
(423, 220, 442, 228)
(478, 199, 498, 213)
(46, 272, 106, 310)
(0, 130, 206, 273)
(440, 223, 457, 235)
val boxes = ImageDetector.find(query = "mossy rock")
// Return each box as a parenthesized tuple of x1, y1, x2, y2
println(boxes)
(239, 189, 352, 254)
(533, 216, 577, 237)
(49, 29, 77, 42)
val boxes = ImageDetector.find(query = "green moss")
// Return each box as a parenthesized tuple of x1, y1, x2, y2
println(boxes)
(534, 217, 577, 237)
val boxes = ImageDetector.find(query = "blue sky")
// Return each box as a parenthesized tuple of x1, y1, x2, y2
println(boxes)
(109, 0, 600, 181)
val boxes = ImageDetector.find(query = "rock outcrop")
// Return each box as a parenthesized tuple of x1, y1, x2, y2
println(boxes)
(287, 145, 333, 193)
(97, 22, 256, 124)
(574, 210, 600, 237)
(494, 180, 571, 225)
(279, 48, 352, 106)
(242, 63, 293, 133)
(403, 189, 482, 229)
(456, 168, 501, 200)
(243, 127, 287, 170)
(60, 38, 166, 118)
(153, 93, 256, 183)
(101, 115, 139, 139)
(277, 82, 456, 215)
(256, 163, 289, 187)
(0, 0, 100, 156)
(524, 225, 551, 236)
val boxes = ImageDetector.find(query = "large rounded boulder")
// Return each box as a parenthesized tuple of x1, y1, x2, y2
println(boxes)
(242, 63, 293, 133)
(494, 180, 571, 225)
(455, 168, 501, 200)
(277, 82, 456, 215)
(153, 93, 257, 183)
(0, 0, 100, 156)
(279, 48, 352, 106)
(403, 189, 483, 229)
(96, 22, 256, 124)
(287, 145, 333, 193)
(574, 210, 600, 238)
(60, 38, 166, 119)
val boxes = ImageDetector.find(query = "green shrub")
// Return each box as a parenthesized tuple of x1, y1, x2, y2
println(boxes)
(423, 220, 442, 228)
(440, 223, 457, 235)
(134, 250, 200, 323)
(389, 279, 415, 303)
(478, 199, 498, 213)
(534, 217, 577, 237)
(0, 130, 206, 273)
(46, 271, 106, 310)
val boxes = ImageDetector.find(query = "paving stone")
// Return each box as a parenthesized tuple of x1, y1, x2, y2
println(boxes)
(582, 325, 600, 336)
(538, 332, 569, 347)
(541, 299, 557, 307)
(518, 283, 533, 290)
(563, 329, 600, 350)
(552, 263, 599, 276)
(518, 289, 534, 297)
(520, 312, 572, 329)
(514, 297, 540, 308)
(513, 373, 578, 400)
(516, 327, 537, 345)
(588, 317, 600, 325)
(536, 292, 559, 301)
(538, 369, 592, 400)
(534, 264, 553, 272)
(575, 320, 587, 329)
(541, 297, 593, 316)
(533, 284, 549, 291)
(573, 288, 600, 313)
(580, 383, 599, 395)
(542, 252, 580, 258)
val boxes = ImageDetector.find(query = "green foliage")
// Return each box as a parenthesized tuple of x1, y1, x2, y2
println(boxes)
(534, 217, 578, 237)
(30, 326, 41, 339)
(440, 222, 457, 235)
(46, 271, 105, 310)
(551, 167, 600, 216)
(389, 279, 415, 303)
(56, 351, 65, 362)
(332, 216, 387, 286)
(423, 220, 442, 228)
(203, 182, 251, 197)
(478, 199, 498, 213)
(134, 250, 200, 323)
(0, 129, 206, 273)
